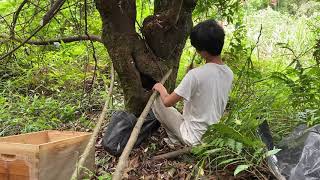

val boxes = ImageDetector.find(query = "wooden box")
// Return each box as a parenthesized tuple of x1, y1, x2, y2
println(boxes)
(0, 130, 94, 180)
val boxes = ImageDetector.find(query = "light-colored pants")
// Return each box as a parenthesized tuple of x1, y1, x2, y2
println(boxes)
(152, 97, 186, 145)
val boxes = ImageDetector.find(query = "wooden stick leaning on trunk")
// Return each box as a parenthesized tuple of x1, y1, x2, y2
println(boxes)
(152, 147, 192, 160)
(112, 69, 172, 180)
(71, 65, 115, 180)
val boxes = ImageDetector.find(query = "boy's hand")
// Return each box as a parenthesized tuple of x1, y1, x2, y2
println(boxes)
(153, 83, 182, 107)
(152, 83, 166, 94)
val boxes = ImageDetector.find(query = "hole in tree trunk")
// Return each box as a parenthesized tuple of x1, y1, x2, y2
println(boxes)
(140, 72, 157, 91)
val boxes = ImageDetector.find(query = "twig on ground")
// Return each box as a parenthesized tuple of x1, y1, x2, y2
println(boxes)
(112, 69, 172, 180)
(152, 147, 192, 160)
(71, 65, 115, 180)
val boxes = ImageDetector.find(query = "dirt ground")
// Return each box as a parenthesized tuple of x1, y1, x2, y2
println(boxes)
(94, 126, 275, 180)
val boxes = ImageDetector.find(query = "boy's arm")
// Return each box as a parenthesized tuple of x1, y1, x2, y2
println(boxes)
(153, 83, 182, 107)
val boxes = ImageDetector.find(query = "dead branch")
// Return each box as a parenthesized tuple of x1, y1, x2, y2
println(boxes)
(152, 147, 192, 160)
(0, 34, 102, 45)
(112, 69, 173, 180)
(71, 64, 115, 180)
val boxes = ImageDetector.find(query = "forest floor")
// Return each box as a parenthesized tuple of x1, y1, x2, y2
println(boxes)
(93, 124, 275, 179)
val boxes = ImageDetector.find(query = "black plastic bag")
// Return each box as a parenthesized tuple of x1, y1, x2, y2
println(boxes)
(276, 124, 320, 180)
(260, 123, 320, 180)
(102, 110, 160, 156)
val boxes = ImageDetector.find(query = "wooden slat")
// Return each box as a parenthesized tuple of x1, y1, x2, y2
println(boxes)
(0, 131, 49, 145)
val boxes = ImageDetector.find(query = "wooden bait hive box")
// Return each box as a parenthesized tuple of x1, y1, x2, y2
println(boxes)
(0, 130, 94, 180)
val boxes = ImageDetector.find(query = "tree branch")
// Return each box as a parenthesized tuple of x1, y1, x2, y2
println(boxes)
(42, 0, 66, 25)
(0, 0, 66, 61)
(11, 0, 28, 38)
(1, 34, 102, 45)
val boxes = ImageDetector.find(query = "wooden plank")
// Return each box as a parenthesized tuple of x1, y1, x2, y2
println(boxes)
(47, 130, 90, 142)
(0, 131, 49, 145)
(39, 133, 93, 180)
(0, 153, 38, 180)
(0, 143, 39, 154)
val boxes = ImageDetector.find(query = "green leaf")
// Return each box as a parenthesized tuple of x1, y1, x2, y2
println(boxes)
(218, 157, 243, 167)
(204, 148, 222, 155)
(264, 149, 281, 158)
(234, 164, 251, 176)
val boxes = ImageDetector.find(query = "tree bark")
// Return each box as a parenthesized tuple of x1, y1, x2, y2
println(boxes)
(95, 0, 197, 115)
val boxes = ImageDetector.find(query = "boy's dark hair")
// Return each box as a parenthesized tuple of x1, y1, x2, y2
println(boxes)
(190, 20, 225, 56)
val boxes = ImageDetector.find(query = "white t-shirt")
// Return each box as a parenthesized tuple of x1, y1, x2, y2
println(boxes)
(174, 63, 233, 145)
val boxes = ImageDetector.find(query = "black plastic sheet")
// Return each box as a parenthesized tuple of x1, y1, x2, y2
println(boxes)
(261, 123, 320, 180)
(102, 110, 160, 156)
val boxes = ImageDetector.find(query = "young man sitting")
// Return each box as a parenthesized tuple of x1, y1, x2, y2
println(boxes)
(152, 20, 234, 146)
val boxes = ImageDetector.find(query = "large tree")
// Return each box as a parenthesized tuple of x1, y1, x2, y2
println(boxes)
(95, 0, 197, 115)
(0, 0, 198, 116)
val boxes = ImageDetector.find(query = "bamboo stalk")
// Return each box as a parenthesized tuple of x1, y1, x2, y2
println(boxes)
(112, 69, 172, 180)
(71, 65, 115, 180)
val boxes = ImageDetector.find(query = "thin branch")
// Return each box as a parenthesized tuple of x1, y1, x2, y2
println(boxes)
(71, 65, 115, 180)
(11, 0, 28, 38)
(0, 0, 66, 61)
(112, 69, 172, 180)
(84, 0, 99, 89)
(0, 15, 12, 29)
(0, 34, 102, 45)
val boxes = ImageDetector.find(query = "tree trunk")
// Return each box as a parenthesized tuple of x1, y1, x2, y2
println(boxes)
(95, 0, 197, 115)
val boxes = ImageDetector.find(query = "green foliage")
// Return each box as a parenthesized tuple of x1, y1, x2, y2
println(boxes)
(0, 0, 114, 137)
(244, 0, 269, 11)
(190, 1, 320, 177)
(277, 0, 320, 15)
(194, 0, 243, 23)
(0, 94, 80, 136)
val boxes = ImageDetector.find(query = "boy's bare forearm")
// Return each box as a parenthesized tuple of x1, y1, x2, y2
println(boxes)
(158, 89, 169, 103)
(153, 83, 182, 107)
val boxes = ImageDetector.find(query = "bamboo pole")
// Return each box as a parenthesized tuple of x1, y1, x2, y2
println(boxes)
(112, 69, 172, 180)
(71, 65, 115, 180)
